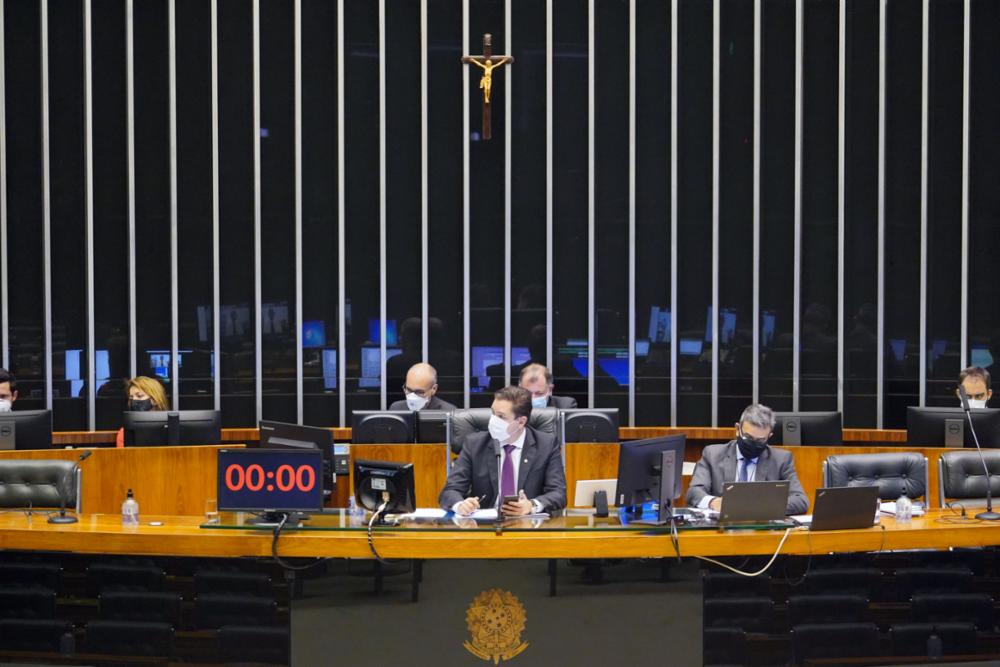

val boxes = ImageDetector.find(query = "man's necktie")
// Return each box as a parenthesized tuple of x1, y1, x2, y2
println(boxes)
(500, 444, 516, 499)
(738, 458, 750, 483)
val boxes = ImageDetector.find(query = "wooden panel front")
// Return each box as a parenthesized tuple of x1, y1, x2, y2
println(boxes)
(348, 443, 450, 509)
(0, 445, 238, 516)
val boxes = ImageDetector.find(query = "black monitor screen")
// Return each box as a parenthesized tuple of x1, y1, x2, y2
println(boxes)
(123, 410, 222, 446)
(907, 407, 1000, 448)
(353, 458, 416, 516)
(0, 410, 53, 450)
(351, 411, 415, 444)
(259, 420, 335, 491)
(562, 409, 619, 443)
(772, 412, 843, 446)
(416, 411, 450, 444)
(217, 448, 324, 513)
(616, 434, 686, 507)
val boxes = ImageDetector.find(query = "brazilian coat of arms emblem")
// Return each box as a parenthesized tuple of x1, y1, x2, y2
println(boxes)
(463, 588, 529, 663)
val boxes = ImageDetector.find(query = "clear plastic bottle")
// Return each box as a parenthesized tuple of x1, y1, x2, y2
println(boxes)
(895, 493, 913, 523)
(121, 488, 140, 526)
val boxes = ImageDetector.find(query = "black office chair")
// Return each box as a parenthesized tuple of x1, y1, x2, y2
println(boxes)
(0, 459, 79, 510)
(938, 449, 1000, 508)
(790, 622, 881, 664)
(193, 594, 277, 630)
(703, 626, 747, 667)
(911, 593, 994, 630)
(787, 594, 870, 625)
(703, 597, 774, 632)
(0, 562, 62, 592)
(701, 571, 769, 599)
(448, 407, 559, 454)
(194, 569, 273, 597)
(0, 618, 71, 652)
(0, 587, 56, 620)
(803, 568, 883, 599)
(895, 567, 973, 598)
(86, 562, 166, 595)
(889, 622, 977, 656)
(84, 620, 173, 656)
(823, 452, 929, 502)
(219, 625, 290, 665)
(99, 591, 182, 625)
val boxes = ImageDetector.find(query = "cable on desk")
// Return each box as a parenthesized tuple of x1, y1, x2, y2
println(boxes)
(366, 499, 390, 564)
(270, 514, 330, 572)
(692, 528, 793, 577)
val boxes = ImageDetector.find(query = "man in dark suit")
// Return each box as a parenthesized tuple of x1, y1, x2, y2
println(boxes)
(686, 403, 808, 515)
(519, 363, 577, 409)
(439, 385, 566, 516)
(388, 363, 458, 412)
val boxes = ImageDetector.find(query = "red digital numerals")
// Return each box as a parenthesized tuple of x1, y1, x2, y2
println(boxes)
(224, 464, 316, 493)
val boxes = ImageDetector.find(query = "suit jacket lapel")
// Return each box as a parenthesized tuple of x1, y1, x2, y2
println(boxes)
(516, 428, 537, 493)
(488, 438, 500, 500)
(721, 441, 739, 492)
(755, 447, 774, 481)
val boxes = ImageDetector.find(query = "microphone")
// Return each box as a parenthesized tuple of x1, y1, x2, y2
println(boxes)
(48, 451, 92, 525)
(958, 385, 1000, 521)
(493, 441, 503, 534)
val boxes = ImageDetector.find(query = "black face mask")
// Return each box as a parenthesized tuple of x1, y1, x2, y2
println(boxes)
(129, 398, 153, 412)
(736, 432, 769, 460)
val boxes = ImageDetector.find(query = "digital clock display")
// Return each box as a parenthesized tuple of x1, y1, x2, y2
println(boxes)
(217, 448, 324, 513)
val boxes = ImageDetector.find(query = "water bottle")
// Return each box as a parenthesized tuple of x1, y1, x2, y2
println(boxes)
(348, 496, 364, 524)
(59, 630, 75, 655)
(926, 628, 943, 658)
(121, 488, 140, 526)
(895, 493, 913, 523)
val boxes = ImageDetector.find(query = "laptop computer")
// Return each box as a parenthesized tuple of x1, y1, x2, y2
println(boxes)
(809, 486, 880, 531)
(719, 480, 791, 526)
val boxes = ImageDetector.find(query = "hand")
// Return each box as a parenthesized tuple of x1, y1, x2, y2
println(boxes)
(709, 497, 722, 512)
(455, 496, 481, 516)
(502, 490, 534, 517)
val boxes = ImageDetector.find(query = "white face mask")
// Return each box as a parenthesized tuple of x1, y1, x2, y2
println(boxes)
(0, 399, 10, 413)
(488, 414, 515, 443)
(968, 398, 988, 410)
(405, 393, 429, 411)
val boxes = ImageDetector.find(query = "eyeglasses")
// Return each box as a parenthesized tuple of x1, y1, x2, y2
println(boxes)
(402, 385, 432, 397)
(737, 425, 771, 446)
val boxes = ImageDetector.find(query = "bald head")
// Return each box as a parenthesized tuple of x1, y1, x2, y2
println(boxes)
(404, 363, 439, 399)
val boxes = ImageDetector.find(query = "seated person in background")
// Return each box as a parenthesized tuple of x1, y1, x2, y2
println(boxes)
(0, 368, 18, 412)
(389, 362, 458, 412)
(686, 403, 808, 516)
(116, 376, 170, 448)
(519, 363, 577, 409)
(957, 366, 992, 409)
(439, 385, 566, 516)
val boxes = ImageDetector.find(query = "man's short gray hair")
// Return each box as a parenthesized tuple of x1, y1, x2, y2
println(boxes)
(739, 404, 776, 431)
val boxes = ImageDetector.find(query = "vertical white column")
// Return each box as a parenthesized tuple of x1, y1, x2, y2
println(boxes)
(252, 0, 262, 423)
(378, 0, 387, 410)
(628, 0, 636, 426)
(918, 0, 929, 406)
(752, 0, 761, 406)
(960, 0, 970, 369)
(462, 0, 470, 408)
(504, 0, 512, 387)
(587, 0, 595, 407)
(294, 0, 303, 422)
(84, 0, 95, 428)
(41, 0, 52, 411)
(877, 0, 886, 428)
(792, 0, 803, 412)
(837, 0, 846, 416)
(168, 0, 179, 409)
(126, 0, 136, 380)
(545, 0, 553, 370)
(669, 0, 678, 427)
(711, 0, 720, 426)
(421, 0, 429, 362)
(211, 0, 220, 412)
(0, 0, 7, 370)
(337, 0, 346, 425)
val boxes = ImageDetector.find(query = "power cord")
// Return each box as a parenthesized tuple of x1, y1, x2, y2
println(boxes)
(367, 499, 390, 564)
(269, 513, 330, 572)
(692, 528, 793, 577)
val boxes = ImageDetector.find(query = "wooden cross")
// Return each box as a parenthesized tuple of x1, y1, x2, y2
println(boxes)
(461, 33, 513, 141)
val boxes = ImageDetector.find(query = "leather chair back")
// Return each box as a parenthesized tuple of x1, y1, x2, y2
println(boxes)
(0, 459, 77, 510)
(448, 407, 559, 454)
(823, 452, 928, 501)
(938, 450, 1000, 506)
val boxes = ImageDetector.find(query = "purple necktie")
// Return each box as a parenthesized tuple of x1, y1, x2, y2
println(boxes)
(500, 444, 516, 499)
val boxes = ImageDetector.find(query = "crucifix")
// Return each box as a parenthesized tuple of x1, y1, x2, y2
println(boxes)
(461, 33, 513, 141)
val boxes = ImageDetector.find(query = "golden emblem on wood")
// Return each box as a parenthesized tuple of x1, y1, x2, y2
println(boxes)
(463, 588, 529, 664)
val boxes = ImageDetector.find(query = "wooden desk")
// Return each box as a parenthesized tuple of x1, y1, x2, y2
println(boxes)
(0, 510, 998, 560)
(0, 445, 237, 516)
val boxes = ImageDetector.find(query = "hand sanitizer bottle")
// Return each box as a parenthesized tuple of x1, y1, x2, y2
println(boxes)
(121, 489, 140, 526)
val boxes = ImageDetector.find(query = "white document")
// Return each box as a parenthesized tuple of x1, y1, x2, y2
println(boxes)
(467, 508, 499, 520)
(398, 508, 448, 519)
(879, 501, 925, 516)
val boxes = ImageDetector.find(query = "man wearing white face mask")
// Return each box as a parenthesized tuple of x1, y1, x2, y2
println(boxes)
(388, 363, 457, 412)
(957, 366, 992, 410)
(0, 369, 17, 413)
(518, 363, 577, 409)
(439, 385, 566, 516)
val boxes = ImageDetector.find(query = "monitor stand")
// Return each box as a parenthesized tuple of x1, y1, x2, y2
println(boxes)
(246, 511, 311, 526)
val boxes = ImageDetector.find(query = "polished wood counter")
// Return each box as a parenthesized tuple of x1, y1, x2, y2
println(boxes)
(0, 510, 997, 560)
(0, 445, 238, 516)
(50, 425, 909, 446)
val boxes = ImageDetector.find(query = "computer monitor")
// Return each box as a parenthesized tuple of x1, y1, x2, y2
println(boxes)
(122, 410, 222, 446)
(259, 420, 335, 493)
(351, 410, 416, 444)
(358, 346, 402, 388)
(761, 310, 777, 348)
(353, 459, 416, 522)
(647, 306, 671, 343)
(906, 406, 1000, 448)
(772, 411, 843, 446)
(597, 347, 629, 386)
(415, 410, 451, 444)
(561, 409, 619, 443)
(971, 344, 994, 369)
(303, 320, 327, 348)
(321, 349, 337, 390)
(367, 318, 398, 346)
(0, 410, 53, 450)
(217, 448, 324, 521)
(616, 434, 686, 508)
(679, 339, 703, 357)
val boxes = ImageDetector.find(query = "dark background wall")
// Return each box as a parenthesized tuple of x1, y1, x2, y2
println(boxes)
(2, 0, 998, 431)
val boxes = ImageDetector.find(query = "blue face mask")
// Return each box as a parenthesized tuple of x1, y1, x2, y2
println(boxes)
(531, 396, 548, 409)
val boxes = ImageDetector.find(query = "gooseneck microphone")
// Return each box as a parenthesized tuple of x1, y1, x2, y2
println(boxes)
(48, 450, 92, 525)
(958, 385, 1000, 521)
